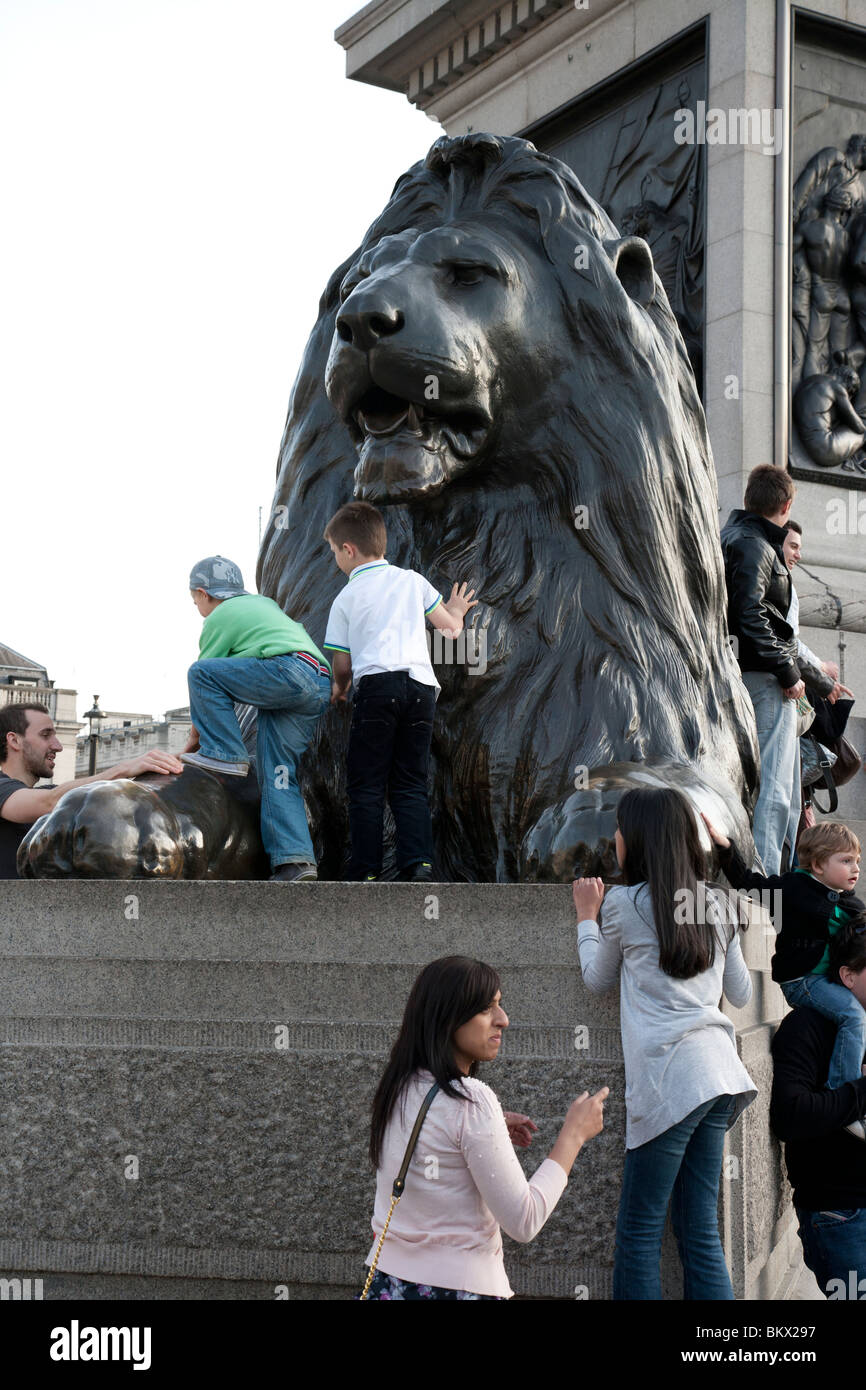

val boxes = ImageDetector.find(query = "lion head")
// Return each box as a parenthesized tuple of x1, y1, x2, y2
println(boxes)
(323, 133, 666, 507)
(258, 133, 758, 881)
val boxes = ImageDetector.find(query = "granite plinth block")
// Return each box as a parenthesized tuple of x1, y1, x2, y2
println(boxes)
(0, 882, 789, 1299)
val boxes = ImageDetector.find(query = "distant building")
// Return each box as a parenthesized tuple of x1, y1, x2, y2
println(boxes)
(0, 642, 80, 784)
(76, 707, 192, 776)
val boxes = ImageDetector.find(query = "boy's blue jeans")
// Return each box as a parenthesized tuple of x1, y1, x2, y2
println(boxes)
(187, 654, 330, 870)
(613, 1095, 736, 1301)
(781, 974, 866, 1088)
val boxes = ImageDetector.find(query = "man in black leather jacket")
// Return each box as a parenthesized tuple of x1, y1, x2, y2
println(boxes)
(721, 465, 818, 873)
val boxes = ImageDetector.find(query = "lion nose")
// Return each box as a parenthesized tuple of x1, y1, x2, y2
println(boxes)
(335, 298, 404, 351)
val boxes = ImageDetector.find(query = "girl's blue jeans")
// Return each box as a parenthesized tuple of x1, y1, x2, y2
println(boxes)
(780, 974, 866, 1088)
(613, 1095, 736, 1301)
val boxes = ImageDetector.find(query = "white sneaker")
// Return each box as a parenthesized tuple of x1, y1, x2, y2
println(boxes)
(844, 1120, 866, 1141)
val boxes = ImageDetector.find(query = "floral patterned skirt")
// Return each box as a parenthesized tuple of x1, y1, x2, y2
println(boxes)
(359, 1270, 505, 1301)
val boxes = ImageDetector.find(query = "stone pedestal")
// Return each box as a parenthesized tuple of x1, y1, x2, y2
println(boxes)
(0, 881, 802, 1299)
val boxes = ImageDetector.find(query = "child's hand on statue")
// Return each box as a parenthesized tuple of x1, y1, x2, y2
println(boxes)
(701, 812, 730, 848)
(572, 877, 605, 920)
(448, 581, 478, 618)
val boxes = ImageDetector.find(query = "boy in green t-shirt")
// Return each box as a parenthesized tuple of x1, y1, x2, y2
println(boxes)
(181, 555, 331, 882)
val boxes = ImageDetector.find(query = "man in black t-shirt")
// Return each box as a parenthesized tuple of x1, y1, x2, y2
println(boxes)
(771, 921, 866, 1298)
(0, 702, 183, 878)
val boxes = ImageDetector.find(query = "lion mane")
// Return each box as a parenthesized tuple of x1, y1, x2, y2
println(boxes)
(258, 133, 758, 881)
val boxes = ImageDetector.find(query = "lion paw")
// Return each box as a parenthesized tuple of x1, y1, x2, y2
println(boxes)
(519, 761, 753, 884)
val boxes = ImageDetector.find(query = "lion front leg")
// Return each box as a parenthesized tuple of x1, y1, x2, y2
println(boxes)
(16, 769, 266, 880)
(518, 761, 754, 883)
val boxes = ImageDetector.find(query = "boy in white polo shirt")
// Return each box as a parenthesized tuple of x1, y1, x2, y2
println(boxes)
(323, 502, 477, 882)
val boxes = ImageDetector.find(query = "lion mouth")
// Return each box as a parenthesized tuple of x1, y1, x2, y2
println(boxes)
(348, 386, 490, 461)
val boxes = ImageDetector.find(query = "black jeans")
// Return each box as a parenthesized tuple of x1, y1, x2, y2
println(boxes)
(346, 671, 435, 878)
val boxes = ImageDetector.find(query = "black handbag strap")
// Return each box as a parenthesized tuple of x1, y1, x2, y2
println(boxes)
(392, 1082, 440, 1198)
(806, 733, 839, 814)
(360, 1080, 441, 1300)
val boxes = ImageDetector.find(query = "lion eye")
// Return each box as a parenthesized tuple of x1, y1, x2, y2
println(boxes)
(339, 269, 369, 303)
(447, 262, 495, 287)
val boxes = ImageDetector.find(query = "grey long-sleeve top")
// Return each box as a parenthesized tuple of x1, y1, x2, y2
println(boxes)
(577, 883, 757, 1148)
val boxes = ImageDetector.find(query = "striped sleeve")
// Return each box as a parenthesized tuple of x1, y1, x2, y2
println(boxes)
(420, 573, 443, 617)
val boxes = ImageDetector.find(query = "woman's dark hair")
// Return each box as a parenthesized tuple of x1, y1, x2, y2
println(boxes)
(369, 955, 501, 1168)
(615, 787, 719, 979)
(829, 915, 866, 983)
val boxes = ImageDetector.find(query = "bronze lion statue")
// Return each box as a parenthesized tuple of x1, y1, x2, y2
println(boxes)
(258, 132, 758, 881)
(17, 765, 266, 879)
(20, 133, 758, 880)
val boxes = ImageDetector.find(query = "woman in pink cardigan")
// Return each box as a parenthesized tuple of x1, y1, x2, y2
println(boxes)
(362, 955, 608, 1300)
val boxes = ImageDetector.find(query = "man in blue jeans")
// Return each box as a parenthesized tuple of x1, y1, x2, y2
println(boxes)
(771, 924, 866, 1296)
(721, 464, 804, 874)
(182, 556, 331, 882)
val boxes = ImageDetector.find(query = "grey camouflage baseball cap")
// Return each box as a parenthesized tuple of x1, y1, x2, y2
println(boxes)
(189, 556, 249, 598)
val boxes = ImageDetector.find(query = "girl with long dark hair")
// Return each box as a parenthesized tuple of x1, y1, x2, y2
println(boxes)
(573, 787, 756, 1300)
(363, 954, 608, 1300)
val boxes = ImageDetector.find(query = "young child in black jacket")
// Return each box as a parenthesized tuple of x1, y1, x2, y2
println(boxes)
(770, 921, 866, 1293)
(704, 818, 865, 1134)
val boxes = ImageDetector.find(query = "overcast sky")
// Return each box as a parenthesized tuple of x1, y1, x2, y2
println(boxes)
(1, 0, 436, 722)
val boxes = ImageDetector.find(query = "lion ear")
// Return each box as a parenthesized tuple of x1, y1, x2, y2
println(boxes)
(604, 236, 656, 308)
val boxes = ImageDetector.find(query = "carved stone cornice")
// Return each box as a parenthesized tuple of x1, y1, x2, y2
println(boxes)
(335, 0, 622, 118)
